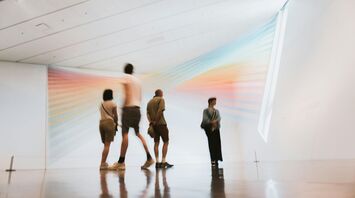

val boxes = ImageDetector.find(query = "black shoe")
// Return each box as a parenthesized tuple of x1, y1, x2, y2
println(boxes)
(155, 162, 162, 169)
(161, 162, 174, 169)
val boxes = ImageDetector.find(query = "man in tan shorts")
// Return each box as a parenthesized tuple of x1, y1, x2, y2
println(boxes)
(147, 89, 173, 169)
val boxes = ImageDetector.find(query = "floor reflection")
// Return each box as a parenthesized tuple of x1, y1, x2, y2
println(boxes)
(2, 161, 355, 197)
(99, 168, 171, 198)
(154, 169, 170, 198)
(99, 171, 113, 198)
(118, 170, 128, 198)
(140, 169, 152, 197)
(210, 167, 225, 198)
(99, 170, 129, 198)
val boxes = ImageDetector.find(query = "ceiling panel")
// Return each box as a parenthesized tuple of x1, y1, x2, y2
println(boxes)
(0, 0, 222, 61)
(0, 0, 287, 73)
(0, 0, 89, 29)
(0, 0, 163, 57)
(83, 15, 273, 73)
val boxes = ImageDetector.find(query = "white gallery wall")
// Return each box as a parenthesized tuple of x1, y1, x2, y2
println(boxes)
(0, 61, 47, 170)
(240, 0, 355, 161)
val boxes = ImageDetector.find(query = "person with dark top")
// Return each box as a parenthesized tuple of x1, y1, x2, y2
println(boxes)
(99, 89, 118, 170)
(110, 63, 154, 170)
(146, 89, 173, 169)
(201, 97, 223, 167)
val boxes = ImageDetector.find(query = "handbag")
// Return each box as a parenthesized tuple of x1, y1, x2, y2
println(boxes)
(147, 124, 155, 138)
(200, 121, 207, 129)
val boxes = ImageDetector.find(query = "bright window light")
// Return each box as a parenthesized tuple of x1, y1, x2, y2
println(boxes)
(258, 2, 289, 142)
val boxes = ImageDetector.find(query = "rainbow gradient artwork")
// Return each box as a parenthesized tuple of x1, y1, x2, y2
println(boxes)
(48, 16, 277, 165)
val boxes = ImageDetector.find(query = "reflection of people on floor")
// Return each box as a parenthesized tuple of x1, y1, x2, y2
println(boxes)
(99, 171, 113, 198)
(99, 170, 128, 198)
(154, 169, 171, 198)
(118, 170, 128, 198)
(100, 169, 155, 198)
(210, 168, 225, 198)
(140, 169, 152, 197)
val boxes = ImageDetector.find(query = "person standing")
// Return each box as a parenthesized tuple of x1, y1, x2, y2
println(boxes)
(110, 63, 154, 170)
(99, 89, 118, 170)
(146, 89, 173, 169)
(201, 97, 223, 167)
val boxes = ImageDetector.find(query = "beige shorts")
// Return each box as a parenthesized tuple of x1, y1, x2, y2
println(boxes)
(99, 119, 116, 143)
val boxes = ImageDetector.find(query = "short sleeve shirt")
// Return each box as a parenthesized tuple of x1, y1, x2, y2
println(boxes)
(100, 100, 117, 121)
(146, 97, 167, 125)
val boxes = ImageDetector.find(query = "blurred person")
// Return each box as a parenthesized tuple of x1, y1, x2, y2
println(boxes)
(110, 63, 154, 170)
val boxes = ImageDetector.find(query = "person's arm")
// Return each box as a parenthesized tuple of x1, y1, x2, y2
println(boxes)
(216, 110, 221, 122)
(202, 109, 210, 124)
(147, 113, 154, 126)
(146, 105, 153, 124)
(120, 75, 129, 106)
(112, 105, 119, 126)
(210, 110, 220, 125)
(213, 110, 221, 126)
(155, 99, 165, 124)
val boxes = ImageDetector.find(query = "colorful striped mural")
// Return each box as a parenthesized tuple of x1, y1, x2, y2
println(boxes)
(48, 16, 277, 164)
(48, 68, 123, 163)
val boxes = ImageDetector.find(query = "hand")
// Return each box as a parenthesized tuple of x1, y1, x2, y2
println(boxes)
(211, 120, 217, 124)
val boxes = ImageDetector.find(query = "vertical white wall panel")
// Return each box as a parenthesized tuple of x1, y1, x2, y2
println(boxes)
(0, 61, 47, 170)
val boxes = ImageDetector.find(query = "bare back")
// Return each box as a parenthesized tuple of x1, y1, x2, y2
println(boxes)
(122, 74, 141, 107)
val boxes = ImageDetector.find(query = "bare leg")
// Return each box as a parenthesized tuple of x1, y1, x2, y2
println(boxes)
(137, 133, 155, 169)
(101, 142, 111, 164)
(136, 133, 150, 153)
(162, 141, 169, 160)
(120, 132, 129, 158)
(154, 142, 160, 162)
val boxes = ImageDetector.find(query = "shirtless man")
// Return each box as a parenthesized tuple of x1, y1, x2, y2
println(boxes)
(110, 63, 154, 170)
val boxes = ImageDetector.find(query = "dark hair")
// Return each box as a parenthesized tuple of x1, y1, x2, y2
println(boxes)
(208, 97, 216, 105)
(124, 63, 134, 74)
(155, 89, 162, 97)
(103, 89, 113, 101)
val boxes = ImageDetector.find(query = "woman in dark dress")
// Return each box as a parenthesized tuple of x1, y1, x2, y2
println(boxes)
(201, 97, 223, 167)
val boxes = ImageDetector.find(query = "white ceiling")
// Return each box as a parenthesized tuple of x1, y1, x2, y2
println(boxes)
(0, 0, 286, 73)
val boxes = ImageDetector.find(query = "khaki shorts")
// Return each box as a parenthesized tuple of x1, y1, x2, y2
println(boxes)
(99, 119, 116, 143)
(153, 125, 169, 143)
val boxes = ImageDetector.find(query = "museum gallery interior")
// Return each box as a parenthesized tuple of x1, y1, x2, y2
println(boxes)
(1, 0, 355, 197)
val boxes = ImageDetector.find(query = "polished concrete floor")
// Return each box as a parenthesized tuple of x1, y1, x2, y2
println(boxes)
(1, 160, 355, 198)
